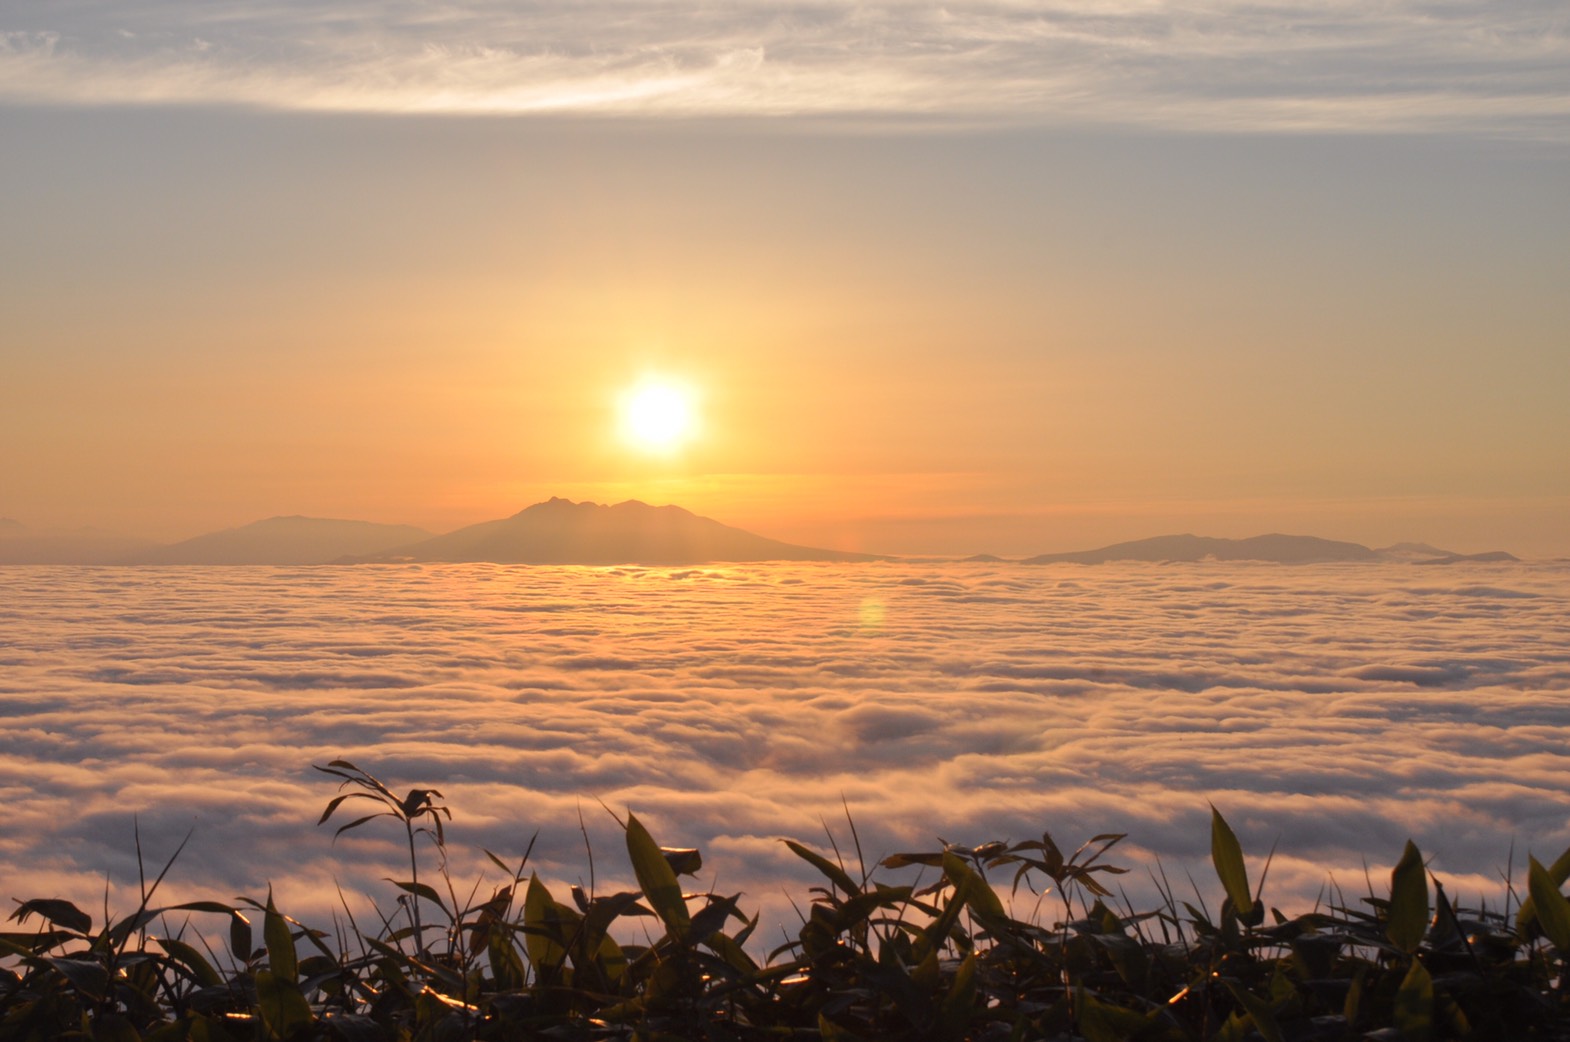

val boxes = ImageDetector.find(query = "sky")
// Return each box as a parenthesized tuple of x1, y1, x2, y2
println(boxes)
(3, 1, 1568, 556)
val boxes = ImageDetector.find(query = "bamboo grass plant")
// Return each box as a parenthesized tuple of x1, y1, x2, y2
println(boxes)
(5, 760, 1570, 1040)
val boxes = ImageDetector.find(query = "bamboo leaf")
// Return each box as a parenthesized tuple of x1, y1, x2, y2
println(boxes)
(157, 936, 222, 988)
(229, 910, 254, 963)
(263, 894, 297, 984)
(45, 956, 109, 1001)
(1210, 805, 1253, 919)
(8, 898, 92, 935)
(1222, 980, 1285, 1042)
(942, 851, 1006, 921)
(1387, 840, 1428, 955)
(333, 812, 393, 839)
(1518, 845, 1570, 935)
(386, 880, 450, 919)
(785, 839, 860, 897)
(1529, 856, 1570, 952)
(256, 967, 312, 1039)
(626, 813, 691, 938)
(316, 791, 384, 825)
(937, 951, 978, 1038)
(523, 873, 567, 976)
(1392, 957, 1433, 1042)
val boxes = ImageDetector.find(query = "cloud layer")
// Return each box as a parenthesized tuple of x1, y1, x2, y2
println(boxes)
(2, 2, 1567, 135)
(3, 560, 1569, 940)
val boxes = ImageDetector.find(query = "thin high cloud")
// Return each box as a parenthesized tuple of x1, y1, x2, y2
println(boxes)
(2, 560, 1569, 935)
(1, 2, 1566, 136)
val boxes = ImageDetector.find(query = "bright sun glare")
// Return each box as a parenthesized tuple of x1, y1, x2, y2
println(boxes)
(620, 379, 699, 454)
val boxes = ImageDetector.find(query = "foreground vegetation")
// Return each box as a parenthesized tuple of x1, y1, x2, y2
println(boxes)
(7, 762, 1570, 1041)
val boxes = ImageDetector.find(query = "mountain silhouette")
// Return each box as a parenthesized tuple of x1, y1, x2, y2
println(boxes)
(1022, 533, 1383, 565)
(348, 497, 884, 565)
(123, 516, 433, 565)
(1411, 550, 1519, 565)
(0, 527, 159, 564)
(1019, 533, 1521, 565)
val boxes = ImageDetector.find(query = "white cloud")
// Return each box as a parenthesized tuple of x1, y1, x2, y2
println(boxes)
(0, 2, 1565, 135)
(3, 559, 1569, 940)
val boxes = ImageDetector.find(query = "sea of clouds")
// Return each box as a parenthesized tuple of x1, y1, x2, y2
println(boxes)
(3, 560, 1568, 947)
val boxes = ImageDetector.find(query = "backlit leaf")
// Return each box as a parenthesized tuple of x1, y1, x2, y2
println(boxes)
(1529, 856, 1570, 952)
(1210, 805, 1253, 919)
(626, 813, 690, 937)
(1387, 840, 1428, 955)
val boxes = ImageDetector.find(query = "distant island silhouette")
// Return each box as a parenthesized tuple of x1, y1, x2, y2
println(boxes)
(0, 500, 1520, 565)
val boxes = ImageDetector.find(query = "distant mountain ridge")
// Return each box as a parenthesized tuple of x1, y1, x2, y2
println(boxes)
(0, 524, 159, 564)
(1015, 533, 1517, 566)
(347, 497, 884, 565)
(122, 516, 433, 565)
(0, 504, 1521, 566)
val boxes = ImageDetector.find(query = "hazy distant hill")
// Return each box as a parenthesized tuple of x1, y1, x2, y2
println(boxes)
(0, 522, 161, 564)
(1019, 533, 1518, 565)
(1024, 533, 1384, 565)
(1411, 550, 1519, 565)
(350, 497, 884, 565)
(124, 516, 433, 565)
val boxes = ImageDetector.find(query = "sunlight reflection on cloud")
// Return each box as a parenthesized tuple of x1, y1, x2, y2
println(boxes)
(0, 3, 1565, 135)
(2, 560, 1568, 933)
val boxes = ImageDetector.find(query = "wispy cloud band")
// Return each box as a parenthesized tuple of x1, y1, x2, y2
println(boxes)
(2, 2, 1567, 134)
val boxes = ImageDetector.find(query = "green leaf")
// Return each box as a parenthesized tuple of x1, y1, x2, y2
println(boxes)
(1528, 856, 1570, 952)
(937, 952, 978, 1039)
(263, 894, 297, 984)
(45, 956, 109, 1001)
(595, 931, 629, 985)
(316, 791, 384, 825)
(1518, 844, 1570, 936)
(1388, 840, 1428, 955)
(8, 898, 92, 935)
(523, 873, 567, 976)
(661, 846, 703, 877)
(626, 813, 691, 938)
(1392, 957, 1433, 1042)
(1076, 988, 1156, 1042)
(785, 839, 860, 897)
(332, 812, 392, 839)
(1210, 805, 1253, 919)
(942, 851, 1006, 921)
(256, 967, 312, 1040)
(229, 910, 253, 964)
(386, 880, 450, 919)
(92, 1014, 144, 1042)
(157, 936, 222, 988)
(1222, 980, 1285, 1042)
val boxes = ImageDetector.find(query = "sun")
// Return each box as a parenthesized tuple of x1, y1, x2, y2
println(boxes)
(619, 379, 699, 454)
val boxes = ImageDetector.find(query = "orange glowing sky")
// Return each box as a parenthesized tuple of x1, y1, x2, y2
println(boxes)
(2, 4, 1568, 557)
